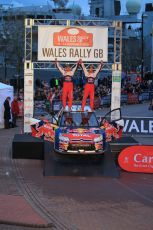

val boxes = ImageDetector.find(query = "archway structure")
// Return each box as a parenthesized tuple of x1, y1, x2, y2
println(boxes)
(24, 19, 122, 132)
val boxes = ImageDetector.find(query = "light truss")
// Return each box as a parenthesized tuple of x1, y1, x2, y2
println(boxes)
(33, 61, 113, 71)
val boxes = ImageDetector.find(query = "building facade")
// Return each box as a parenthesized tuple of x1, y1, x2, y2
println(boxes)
(89, 0, 121, 18)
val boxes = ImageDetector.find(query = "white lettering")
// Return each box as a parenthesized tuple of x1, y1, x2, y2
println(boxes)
(134, 154, 141, 162)
(142, 156, 148, 163)
(149, 156, 153, 163)
(129, 120, 139, 133)
(134, 153, 153, 163)
(141, 120, 148, 133)
(123, 120, 129, 132)
(72, 134, 90, 137)
(149, 121, 153, 133)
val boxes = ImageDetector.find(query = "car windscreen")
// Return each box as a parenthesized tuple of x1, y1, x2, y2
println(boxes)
(60, 112, 99, 127)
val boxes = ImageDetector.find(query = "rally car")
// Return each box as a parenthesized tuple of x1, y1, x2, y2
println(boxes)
(31, 105, 124, 155)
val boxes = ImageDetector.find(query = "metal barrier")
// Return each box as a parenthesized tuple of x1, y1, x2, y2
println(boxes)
(121, 94, 128, 104)
(139, 92, 150, 102)
(149, 91, 153, 100)
(52, 99, 62, 112)
(94, 97, 101, 109)
(101, 95, 111, 106)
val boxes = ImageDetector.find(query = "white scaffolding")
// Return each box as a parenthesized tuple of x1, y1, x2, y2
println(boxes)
(24, 18, 122, 132)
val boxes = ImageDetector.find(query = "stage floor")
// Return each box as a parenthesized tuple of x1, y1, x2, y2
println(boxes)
(44, 142, 119, 178)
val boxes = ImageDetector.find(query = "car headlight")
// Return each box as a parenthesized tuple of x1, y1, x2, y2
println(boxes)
(59, 134, 69, 142)
(94, 135, 103, 143)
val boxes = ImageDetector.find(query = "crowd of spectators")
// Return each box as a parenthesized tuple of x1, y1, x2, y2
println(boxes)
(1, 73, 153, 111)
(3, 96, 19, 129)
(34, 75, 153, 102)
(34, 76, 113, 103)
(121, 76, 153, 95)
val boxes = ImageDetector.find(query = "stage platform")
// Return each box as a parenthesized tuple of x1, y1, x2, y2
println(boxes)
(12, 134, 140, 177)
(12, 134, 44, 160)
(110, 136, 139, 164)
(43, 142, 120, 178)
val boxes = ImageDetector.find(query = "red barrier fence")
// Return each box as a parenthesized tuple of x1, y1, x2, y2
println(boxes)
(127, 94, 139, 104)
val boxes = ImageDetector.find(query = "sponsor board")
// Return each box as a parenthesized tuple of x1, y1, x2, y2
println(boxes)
(38, 26, 108, 62)
(123, 117, 153, 135)
(118, 146, 153, 173)
(24, 68, 34, 133)
(18, 101, 23, 117)
(97, 117, 153, 136)
(111, 70, 121, 119)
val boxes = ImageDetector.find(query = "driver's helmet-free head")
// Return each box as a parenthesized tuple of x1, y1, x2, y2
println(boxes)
(65, 117, 72, 125)
(64, 112, 73, 125)
(65, 64, 71, 72)
(89, 65, 94, 73)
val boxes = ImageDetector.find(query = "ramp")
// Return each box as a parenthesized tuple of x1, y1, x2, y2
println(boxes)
(43, 142, 119, 178)
(109, 136, 139, 164)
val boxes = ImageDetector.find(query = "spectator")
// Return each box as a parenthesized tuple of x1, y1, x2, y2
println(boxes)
(4, 97, 11, 129)
(11, 96, 19, 127)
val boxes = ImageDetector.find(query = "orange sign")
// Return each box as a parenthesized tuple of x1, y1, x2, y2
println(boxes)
(118, 146, 153, 173)
(53, 27, 93, 47)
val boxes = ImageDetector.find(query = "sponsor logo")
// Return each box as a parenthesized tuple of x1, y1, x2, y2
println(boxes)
(25, 79, 33, 86)
(134, 154, 153, 164)
(53, 27, 93, 47)
(118, 146, 153, 173)
(113, 75, 121, 82)
(24, 98, 33, 102)
(72, 134, 90, 137)
(24, 105, 33, 109)
(24, 113, 33, 118)
(74, 128, 86, 134)
(25, 73, 33, 76)
(24, 90, 33, 94)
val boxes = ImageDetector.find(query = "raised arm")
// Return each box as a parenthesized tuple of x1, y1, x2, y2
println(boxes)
(80, 61, 88, 76)
(71, 61, 79, 75)
(55, 59, 65, 75)
(94, 60, 103, 78)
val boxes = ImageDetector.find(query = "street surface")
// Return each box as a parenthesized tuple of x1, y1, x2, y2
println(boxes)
(0, 102, 153, 230)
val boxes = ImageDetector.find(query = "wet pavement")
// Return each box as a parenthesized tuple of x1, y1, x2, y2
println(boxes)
(0, 103, 153, 230)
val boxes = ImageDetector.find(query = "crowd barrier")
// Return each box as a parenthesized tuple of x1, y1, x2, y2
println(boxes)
(139, 91, 153, 102)
(101, 95, 111, 106)
(127, 94, 139, 104)
(52, 99, 62, 112)
(20, 90, 153, 115)
(100, 90, 153, 106)
(121, 94, 128, 104)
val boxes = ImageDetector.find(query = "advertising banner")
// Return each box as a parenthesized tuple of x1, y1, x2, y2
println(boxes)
(123, 117, 153, 136)
(18, 101, 24, 117)
(97, 116, 153, 136)
(38, 26, 108, 62)
(24, 64, 34, 133)
(111, 70, 121, 120)
(118, 146, 153, 173)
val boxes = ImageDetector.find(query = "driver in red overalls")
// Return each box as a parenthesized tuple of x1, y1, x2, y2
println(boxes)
(55, 59, 79, 110)
(80, 60, 103, 111)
